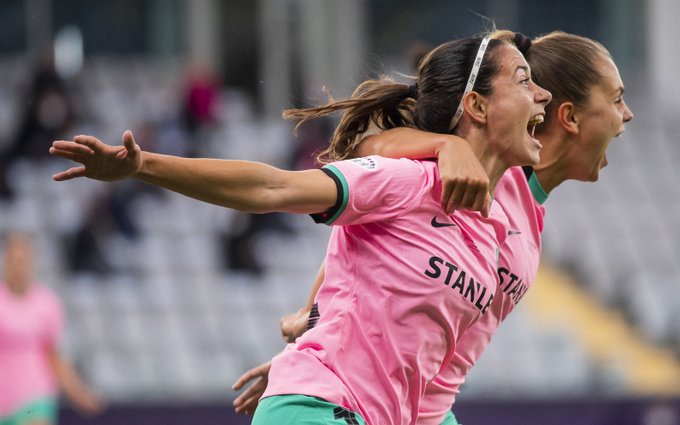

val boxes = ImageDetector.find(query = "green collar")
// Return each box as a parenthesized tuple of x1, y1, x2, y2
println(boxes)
(527, 171, 548, 205)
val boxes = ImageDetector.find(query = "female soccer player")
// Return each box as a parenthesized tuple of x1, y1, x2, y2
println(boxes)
(417, 31, 633, 425)
(233, 31, 633, 424)
(0, 233, 104, 425)
(50, 31, 550, 424)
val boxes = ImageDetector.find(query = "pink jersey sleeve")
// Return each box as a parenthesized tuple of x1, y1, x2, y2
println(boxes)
(311, 156, 435, 226)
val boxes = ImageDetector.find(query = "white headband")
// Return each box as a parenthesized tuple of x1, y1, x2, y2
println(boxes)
(449, 36, 491, 131)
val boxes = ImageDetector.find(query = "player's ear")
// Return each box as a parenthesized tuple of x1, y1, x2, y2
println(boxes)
(556, 102, 579, 135)
(463, 92, 487, 125)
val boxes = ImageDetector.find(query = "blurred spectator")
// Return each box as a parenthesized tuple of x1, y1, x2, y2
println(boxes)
(0, 232, 104, 424)
(0, 56, 76, 200)
(181, 61, 222, 156)
(221, 212, 297, 276)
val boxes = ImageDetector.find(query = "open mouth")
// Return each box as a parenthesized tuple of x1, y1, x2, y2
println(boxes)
(527, 114, 544, 139)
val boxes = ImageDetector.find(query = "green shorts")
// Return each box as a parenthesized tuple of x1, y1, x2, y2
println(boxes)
(253, 395, 366, 425)
(442, 410, 461, 425)
(0, 398, 58, 425)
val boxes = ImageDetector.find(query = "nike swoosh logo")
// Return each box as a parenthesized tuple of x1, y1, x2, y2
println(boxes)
(431, 216, 457, 228)
(508, 230, 522, 235)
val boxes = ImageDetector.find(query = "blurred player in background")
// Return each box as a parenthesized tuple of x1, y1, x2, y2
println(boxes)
(0, 232, 104, 425)
(49, 30, 551, 424)
(233, 31, 633, 425)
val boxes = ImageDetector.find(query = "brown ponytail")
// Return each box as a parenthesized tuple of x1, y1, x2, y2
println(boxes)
(283, 78, 415, 164)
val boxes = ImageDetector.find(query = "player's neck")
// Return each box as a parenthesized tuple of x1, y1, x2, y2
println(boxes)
(466, 138, 508, 192)
(532, 131, 572, 194)
(6, 280, 29, 296)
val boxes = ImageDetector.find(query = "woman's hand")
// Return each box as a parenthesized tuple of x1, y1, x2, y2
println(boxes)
(280, 307, 311, 343)
(50, 130, 143, 182)
(435, 137, 491, 217)
(232, 361, 272, 415)
(71, 388, 105, 417)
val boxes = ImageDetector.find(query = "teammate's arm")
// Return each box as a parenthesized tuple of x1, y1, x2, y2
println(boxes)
(233, 259, 325, 415)
(280, 260, 325, 342)
(50, 131, 337, 215)
(232, 360, 272, 415)
(48, 347, 105, 416)
(355, 127, 491, 216)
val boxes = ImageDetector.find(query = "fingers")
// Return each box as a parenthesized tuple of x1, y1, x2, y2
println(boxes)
(441, 177, 491, 215)
(50, 140, 96, 170)
(481, 192, 492, 218)
(237, 383, 260, 403)
(114, 146, 128, 159)
(49, 147, 85, 164)
(233, 380, 265, 415)
(52, 166, 87, 181)
(235, 394, 260, 415)
(280, 310, 310, 342)
(123, 130, 136, 149)
(446, 184, 465, 215)
(232, 370, 257, 391)
(457, 186, 479, 213)
(123, 130, 140, 158)
(82, 398, 105, 416)
(232, 362, 270, 390)
(234, 394, 259, 415)
(280, 313, 295, 342)
(52, 140, 94, 155)
(440, 182, 454, 213)
(73, 135, 104, 152)
(233, 361, 270, 415)
(233, 389, 249, 407)
(74, 392, 105, 416)
(470, 189, 486, 213)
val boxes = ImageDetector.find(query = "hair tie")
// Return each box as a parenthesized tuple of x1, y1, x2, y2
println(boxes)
(514, 32, 532, 54)
(407, 83, 418, 99)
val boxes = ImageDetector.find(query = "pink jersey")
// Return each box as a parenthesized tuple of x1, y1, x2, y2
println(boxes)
(416, 166, 546, 424)
(0, 283, 63, 415)
(264, 157, 509, 425)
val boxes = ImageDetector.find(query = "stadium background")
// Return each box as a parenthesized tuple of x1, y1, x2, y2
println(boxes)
(1, 0, 679, 424)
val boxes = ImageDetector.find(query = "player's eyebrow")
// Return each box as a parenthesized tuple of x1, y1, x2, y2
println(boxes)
(515, 65, 530, 78)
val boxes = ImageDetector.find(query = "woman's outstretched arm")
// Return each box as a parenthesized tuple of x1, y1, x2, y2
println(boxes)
(51, 130, 337, 215)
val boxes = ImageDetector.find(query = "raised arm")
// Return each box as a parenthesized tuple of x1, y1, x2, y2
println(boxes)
(356, 127, 491, 216)
(50, 131, 337, 215)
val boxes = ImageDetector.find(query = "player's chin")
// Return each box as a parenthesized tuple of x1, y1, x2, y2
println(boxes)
(520, 135, 542, 166)
(589, 159, 606, 182)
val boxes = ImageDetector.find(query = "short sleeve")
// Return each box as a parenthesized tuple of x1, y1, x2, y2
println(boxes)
(310, 156, 434, 226)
